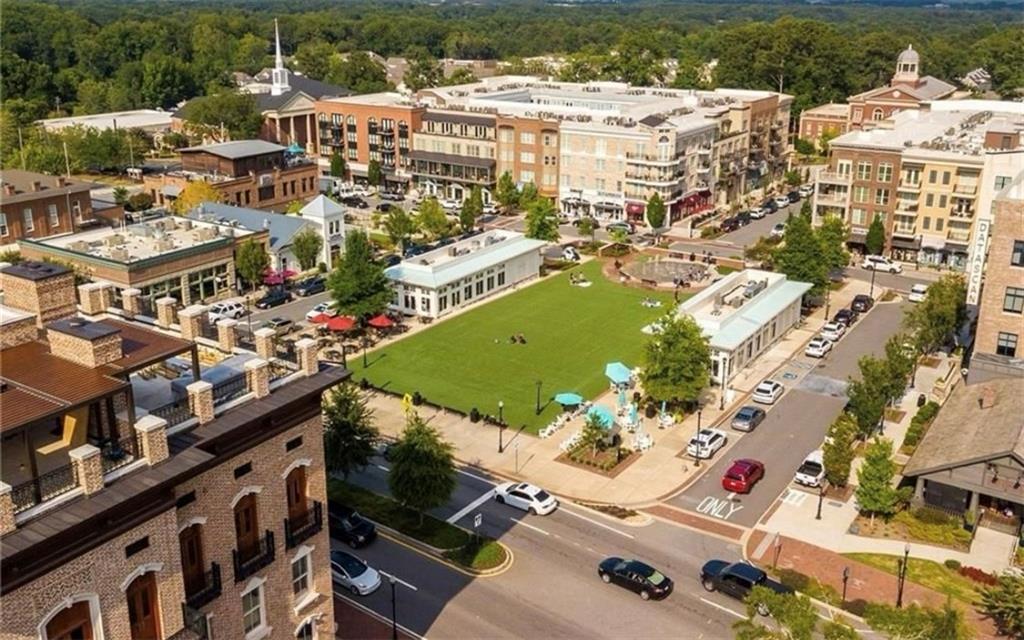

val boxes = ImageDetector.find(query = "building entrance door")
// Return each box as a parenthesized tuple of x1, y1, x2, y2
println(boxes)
(126, 572, 161, 639)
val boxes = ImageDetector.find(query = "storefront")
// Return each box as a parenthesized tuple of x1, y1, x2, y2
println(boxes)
(890, 235, 921, 264)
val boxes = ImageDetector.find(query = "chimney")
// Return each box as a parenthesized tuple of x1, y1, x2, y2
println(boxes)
(0, 261, 77, 328)
(31, 181, 42, 192)
(978, 385, 997, 410)
(56, 177, 68, 187)
(46, 318, 123, 368)
(2, 183, 14, 196)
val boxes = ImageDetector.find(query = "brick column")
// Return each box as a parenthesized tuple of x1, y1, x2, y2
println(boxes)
(178, 305, 207, 342)
(155, 297, 178, 329)
(187, 381, 215, 424)
(217, 318, 238, 353)
(295, 337, 319, 377)
(134, 415, 169, 465)
(0, 482, 15, 535)
(69, 444, 104, 495)
(245, 357, 271, 399)
(253, 327, 277, 360)
(121, 288, 142, 319)
(78, 282, 111, 315)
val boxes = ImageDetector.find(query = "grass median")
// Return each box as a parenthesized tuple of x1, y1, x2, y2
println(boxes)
(844, 553, 981, 604)
(328, 479, 507, 572)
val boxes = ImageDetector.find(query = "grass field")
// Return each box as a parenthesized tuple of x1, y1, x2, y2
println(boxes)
(350, 260, 676, 432)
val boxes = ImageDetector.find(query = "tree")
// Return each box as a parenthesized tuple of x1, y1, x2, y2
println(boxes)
(524, 197, 560, 242)
(113, 186, 129, 205)
(608, 227, 630, 247)
(865, 214, 886, 256)
(847, 355, 890, 440)
(328, 230, 394, 319)
(519, 182, 539, 209)
(903, 275, 967, 356)
(818, 130, 839, 153)
(140, 53, 195, 109)
(417, 198, 450, 240)
(441, 68, 476, 86)
(855, 438, 908, 524)
(578, 217, 597, 244)
(776, 212, 828, 297)
(328, 52, 390, 95)
(459, 185, 484, 233)
(646, 193, 666, 234)
(734, 587, 819, 640)
(822, 414, 857, 488)
(322, 382, 379, 479)
(744, 236, 782, 268)
(291, 227, 324, 271)
(235, 238, 270, 292)
(234, 33, 270, 75)
(177, 91, 263, 140)
(784, 169, 803, 187)
(383, 207, 418, 253)
(882, 334, 915, 405)
(495, 171, 519, 211)
(863, 602, 970, 640)
(817, 214, 850, 274)
(799, 199, 812, 221)
(286, 200, 305, 215)
(294, 40, 336, 81)
(367, 159, 383, 187)
(126, 192, 153, 212)
(981, 574, 1024, 638)
(640, 314, 711, 408)
(403, 49, 443, 92)
(172, 181, 222, 215)
(330, 151, 347, 179)
(576, 413, 608, 459)
(794, 138, 816, 156)
(388, 413, 456, 526)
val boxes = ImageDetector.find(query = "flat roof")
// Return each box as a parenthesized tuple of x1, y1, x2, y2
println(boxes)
(1, 260, 71, 281)
(47, 318, 121, 341)
(0, 304, 34, 327)
(180, 140, 286, 159)
(802, 103, 849, 117)
(386, 230, 545, 289)
(321, 92, 414, 107)
(37, 109, 173, 132)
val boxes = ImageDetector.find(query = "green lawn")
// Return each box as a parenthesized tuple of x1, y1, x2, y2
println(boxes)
(844, 553, 982, 604)
(351, 260, 676, 432)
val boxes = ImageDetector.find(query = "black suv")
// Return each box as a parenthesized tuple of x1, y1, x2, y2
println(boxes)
(833, 307, 859, 327)
(720, 216, 742, 233)
(254, 288, 291, 309)
(700, 561, 790, 614)
(294, 277, 325, 297)
(787, 190, 801, 203)
(328, 502, 377, 548)
(341, 196, 369, 209)
(851, 294, 874, 313)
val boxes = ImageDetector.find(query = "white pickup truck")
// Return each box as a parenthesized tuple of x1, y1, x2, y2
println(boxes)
(794, 450, 826, 488)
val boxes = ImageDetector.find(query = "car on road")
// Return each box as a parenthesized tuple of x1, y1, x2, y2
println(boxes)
(340, 196, 369, 209)
(495, 482, 559, 515)
(606, 221, 635, 235)
(700, 560, 790, 614)
(730, 406, 766, 432)
(786, 190, 801, 203)
(294, 277, 325, 297)
(851, 294, 874, 313)
(794, 450, 825, 488)
(254, 288, 291, 309)
(820, 321, 846, 342)
(598, 557, 673, 601)
(208, 300, 245, 322)
(375, 202, 396, 213)
(752, 380, 784, 404)
(571, 216, 600, 229)
(331, 550, 382, 596)
(264, 316, 294, 336)
(804, 336, 832, 358)
(721, 459, 765, 494)
(328, 502, 378, 548)
(861, 254, 903, 274)
(770, 222, 786, 238)
(379, 191, 405, 202)
(761, 199, 778, 214)
(305, 301, 337, 321)
(748, 208, 767, 220)
(773, 196, 791, 209)
(908, 283, 929, 303)
(720, 216, 743, 233)
(686, 428, 728, 460)
(798, 184, 815, 198)
(832, 307, 859, 327)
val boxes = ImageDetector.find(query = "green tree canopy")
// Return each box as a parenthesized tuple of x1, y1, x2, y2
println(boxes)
(863, 602, 970, 640)
(323, 382, 379, 479)
(403, 48, 443, 92)
(495, 171, 519, 210)
(328, 229, 394, 319)
(734, 587, 819, 640)
(172, 181, 222, 215)
(646, 193, 666, 231)
(776, 212, 828, 297)
(855, 438, 908, 523)
(524, 197, 560, 242)
(847, 354, 890, 439)
(817, 214, 850, 274)
(577, 217, 597, 243)
(388, 413, 456, 525)
(291, 227, 324, 271)
(235, 238, 270, 292)
(367, 159, 383, 186)
(640, 314, 711, 407)
(417, 198, 451, 240)
(384, 207, 418, 253)
(328, 51, 391, 94)
(865, 214, 886, 256)
(822, 414, 857, 488)
(903, 275, 967, 356)
(459, 186, 484, 233)
(981, 574, 1024, 638)
(178, 91, 262, 140)
(330, 151, 347, 178)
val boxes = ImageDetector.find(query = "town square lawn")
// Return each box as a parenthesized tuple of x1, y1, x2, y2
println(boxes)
(350, 260, 677, 433)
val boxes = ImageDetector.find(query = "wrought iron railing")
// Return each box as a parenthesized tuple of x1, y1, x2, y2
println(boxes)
(10, 463, 80, 514)
(179, 602, 211, 640)
(186, 563, 222, 610)
(285, 501, 323, 549)
(212, 373, 248, 405)
(100, 432, 144, 474)
(150, 399, 193, 427)
(233, 530, 275, 582)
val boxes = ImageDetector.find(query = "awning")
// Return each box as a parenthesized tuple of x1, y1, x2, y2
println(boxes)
(162, 185, 182, 197)
(847, 231, 867, 245)
(625, 202, 645, 215)
(946, 242, 969, 253)
(309, 313, 334, 324)
(921, 236, 945, 250)
(890, 237, 921, 250)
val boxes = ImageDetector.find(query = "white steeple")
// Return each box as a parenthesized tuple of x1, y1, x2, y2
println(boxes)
(271, 18, 291, 97)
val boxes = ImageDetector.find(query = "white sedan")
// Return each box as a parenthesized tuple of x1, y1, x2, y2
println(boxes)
(820, 321, 846, 342)
(494, 482, 559, 515)
(331, 550, 381, 596)
(305, 301, 337, 321)
(686, 428, 728, 460)
(804, 337, 833, 359)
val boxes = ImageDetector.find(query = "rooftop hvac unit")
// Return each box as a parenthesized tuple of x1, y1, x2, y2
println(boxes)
(67, 240, 89, 252)
(153, 237, 174, 252)
(181, 219, 192, 231)
(109, 247, 130, 262)
(104, 234, 125, 246)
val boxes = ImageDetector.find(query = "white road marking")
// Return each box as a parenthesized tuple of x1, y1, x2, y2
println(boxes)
(446, 489, 496, 524)
(376, 464, 390, 472)
(560, 507, 635, 539)
(511, 518, 550, 536)
(782, 489, 808, 507)
(727, 492, 736, 501)
(456, 468, 498, 485)
(698, 597, 746, 620)
(335, 589, 427, 639)
(379, 570, 419, 592)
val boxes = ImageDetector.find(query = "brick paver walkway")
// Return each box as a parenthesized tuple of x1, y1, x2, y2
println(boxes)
(335, 595, 417, 640)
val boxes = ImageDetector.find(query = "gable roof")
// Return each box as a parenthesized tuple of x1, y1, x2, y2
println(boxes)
(849, 76, 957, 103)
(185, 202, 308, 253)
(300, 195, 343, 219)
(255, 74, 352, 111)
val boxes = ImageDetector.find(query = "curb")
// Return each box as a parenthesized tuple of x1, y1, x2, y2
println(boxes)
(374, 523, 514, 578)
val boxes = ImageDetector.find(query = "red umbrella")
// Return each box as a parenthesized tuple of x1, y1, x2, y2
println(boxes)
(367, 314, 395, 329)
(309, 313, 333, 324)
(325, 315, 356, 331)
(282, 268, 298, 279)
(263, 273, 284, 285)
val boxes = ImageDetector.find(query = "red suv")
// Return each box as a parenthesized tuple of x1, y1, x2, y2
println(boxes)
(722, 459, 765, 494)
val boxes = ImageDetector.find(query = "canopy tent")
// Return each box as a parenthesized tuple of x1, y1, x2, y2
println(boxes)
(367, 314, 395, 329)
(605, 362, 633, 386)
(309, 313, 333, 324)
(286, 142, 305, 155)
(554, 392, 584, 407)
(325, 315, 357, 331)
(586, 404, 616, 428)
(262, 268, 298, 285)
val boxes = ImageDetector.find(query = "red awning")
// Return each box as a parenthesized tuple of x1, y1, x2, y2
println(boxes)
(625, 202, 645, 215)
(367, 314, 395, 329)
(325, 316, 356, 331)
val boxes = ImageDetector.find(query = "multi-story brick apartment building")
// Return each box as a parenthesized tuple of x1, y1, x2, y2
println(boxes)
(0, 260, 341, 640)
(408, 111, 498, 202)
(796, 103, 850, 151)
(813, 101, 1024, 268)
(0, 170, 98, 247)
(143, 140, 319, 212)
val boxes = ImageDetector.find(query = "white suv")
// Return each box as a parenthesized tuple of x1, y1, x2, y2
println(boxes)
(208, 301, 245, 322)
(861, 255, 903, 274)
(752, 380, 785, 405)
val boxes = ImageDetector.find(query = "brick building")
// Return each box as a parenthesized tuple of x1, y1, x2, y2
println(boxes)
(408, 111, 498, 202)
(796, 103, 850, 151)
(0, 170, 97, 247)
(847, 45, 956, 130)
(0, 260, 342, 640)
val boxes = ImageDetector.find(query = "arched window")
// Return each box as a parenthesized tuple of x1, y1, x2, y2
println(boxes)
(872, 108, 885, 121)
(41, 595, 104, 640)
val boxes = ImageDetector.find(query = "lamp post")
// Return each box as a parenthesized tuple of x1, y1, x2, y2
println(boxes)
(535, 380, 542, 415)
(816, 482, 826, 520)
(341, 344, 347, 368)
(362, 336, 368, 368)
(379, 570, 417, 640)
(841, 566, 850, 606)
(896, 543, 910, 608)
(824, 279, 832, 321)
(498, 400, 504, 424)
(868, 265, 878, 299)
(693, 409, 703, 467)
(497, 401, 505, 453)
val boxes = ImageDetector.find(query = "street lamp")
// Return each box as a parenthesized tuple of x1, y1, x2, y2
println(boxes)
(868, 266, 878, 299)
(388, 574, 398, 640)
(824, 279, 832, 321)
(816, 482, 826, 520)
(841, 566, 851, 606)
(896, 543, 910, 608)
(535, 380, 542, 416)
(341, 344, 347, 368)
(497, 401, 505, 453)
(693, 409, 703, 467)
(362, 335, 368, 368)
(498, 400, 504, 424)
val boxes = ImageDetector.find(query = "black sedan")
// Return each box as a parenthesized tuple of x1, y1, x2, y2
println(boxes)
(294, 277, 325, 297)
(254, 288, 291, 309)
(851, 294, 874, 313)
(832, 307, 859, 327)
(598, 557, 673, 601)
(328, 502, 378, 549)
(341, 196, 369, 209)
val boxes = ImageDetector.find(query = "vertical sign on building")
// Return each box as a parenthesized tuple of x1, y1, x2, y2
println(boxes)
(966, 218, 990, 306)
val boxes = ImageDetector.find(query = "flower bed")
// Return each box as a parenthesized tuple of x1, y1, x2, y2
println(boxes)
(557, 446, 639, 478)
(851, 508, 972, 551)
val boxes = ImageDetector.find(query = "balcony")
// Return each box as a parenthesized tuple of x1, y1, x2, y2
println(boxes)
(99, 432, 144, 475)
(186, 563, 222, 610)
(947, 229, 971, 242)
(895, 201, 919, 214)
(697, 145, 712, 156)
(285, 500, 323, 549)
(179, 603, 211, 640)
(818, 170, 852, 185)
(950, 207, 975, 220)
(954, 184, 978, 196)
(233, 530, 275, 582)
(625, 169, 684, 185)
(815, 192, 848, 206)
(893, 225, 917, 236)
(625, 152, 679, 165)
(898, 180, 921, 192)
(9, 463, 80, 515)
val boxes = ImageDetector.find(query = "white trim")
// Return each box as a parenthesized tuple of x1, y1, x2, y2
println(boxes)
(243, 574, 268, 593)
(102, 458, 147, 483)
(290, 544, 316, 613)
(293, 613, 323, 639)
(120, 562, 164, 592)
(281, 458, 313, 479)
(15, 487, 84, 525)
(37, 593, 105, 640)
(231, 486, 263, 508)
(177, 516, 208, 534)
(242, 576, 270, 640)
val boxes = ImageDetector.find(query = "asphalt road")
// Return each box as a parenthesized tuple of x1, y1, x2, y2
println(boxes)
(716, 203, 797, 247)
(668, 300, 910, 528)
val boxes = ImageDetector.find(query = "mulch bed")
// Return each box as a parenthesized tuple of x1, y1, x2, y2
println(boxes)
(919, 356, 942, 368)
(884, 408, 907, 423)
(555, 448, 641, 478)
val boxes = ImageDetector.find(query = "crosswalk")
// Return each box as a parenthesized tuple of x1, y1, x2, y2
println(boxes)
(781, 488, 809, 507)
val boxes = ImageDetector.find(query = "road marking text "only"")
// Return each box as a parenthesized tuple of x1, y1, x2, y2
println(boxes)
(697, 496, 743, 520)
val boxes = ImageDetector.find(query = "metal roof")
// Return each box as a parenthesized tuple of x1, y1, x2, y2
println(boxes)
(179, 140, 286, 159)
(710, 280, 811, 350)
(385, 234, 546, 289)
(186, 202, 308, 253)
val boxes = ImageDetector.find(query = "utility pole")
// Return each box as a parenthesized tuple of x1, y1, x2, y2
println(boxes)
(62, 141, 71, 178)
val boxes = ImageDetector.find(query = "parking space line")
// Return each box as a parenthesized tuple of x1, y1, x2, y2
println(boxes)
(511, 518, 550, 536)
(560, 507, 635, 539)
(376, 464, 390, 472)
(698, 597, 746, 620)
(445, 489, 495, 524)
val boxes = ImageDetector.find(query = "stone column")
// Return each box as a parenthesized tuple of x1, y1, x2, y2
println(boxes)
(155, 297, 178, 329)
(69, 444, 104, 495)
(78, 282, 111, 315)
(295, 337, 319, 377)
(134, 415, 169, 465)
(180, 274, 191, 305)
(245, 357, 271, 399)
(187, 381, 215, 425)
(217, 318, 238, 353)
(178, 305, 207, 342)
(0, 482, 15, 535)
(254, 327, 277, 361)
(122, 288, 142, 319)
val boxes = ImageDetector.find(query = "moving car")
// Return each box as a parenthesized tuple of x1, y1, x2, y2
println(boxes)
(770, 222, 786, 238)
(305, 301, 337, 321)
(908, 283, 929, 303)
(294, 277, 325, 297)
(752, 380, 784, 405)
(832, 308, 859, 327)
(861, 254, 903, 274)
(208, 300, 245, 322)
(804, 337, 832, 358)
(254, 288, 291, 309)
(794, 450, 825, 488)
(328, 503, 378, 548)
(773, 196, 791, 209)
(606, 221, 635, 235)
(686, 428, 728, 460)
(494, 482, 559, 515)
(721, 459, 765, 494)
(264, 317, 294, 336)
(730, 406, 766, 432)
(700, 561, 790, 614)
(331, 550, 382, 596)
(598, 557, 674, 601)
(851, 294, 874, 313)
(820, 321, 846, 342)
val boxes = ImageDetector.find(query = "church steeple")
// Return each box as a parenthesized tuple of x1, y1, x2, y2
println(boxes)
(271, 18, 291, 97)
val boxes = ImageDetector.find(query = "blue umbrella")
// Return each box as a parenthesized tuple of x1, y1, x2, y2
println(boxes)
(605, 362, 632, 385)
(554, 392, 584, 406)
(587, 404, 616, 429)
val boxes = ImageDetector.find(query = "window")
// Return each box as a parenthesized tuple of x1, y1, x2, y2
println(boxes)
(925, 193, 934, 207)
(1004, 287, 1024, 314)
(872, 108, 884, 121)
(877, 163, 893, 182)
(297, 621, 315, 640)
(72, 199, 82, 220)
(519, 170, 534, 183)
(1012, 241, 1024, 267)
(542, 133, 555, 147)
(922, 216, 931, 230)
(936, 218, 944, 231)
(996, 332, 1018, 357)
(938, 195, 947, 209)
(851, 208, 867, 226)
(995, 175, 1012, 191)
(242, 583, 265, 635)
(875, 189, 890, 206)
(498, 128, 513, 143)
(520, 151, 535, 164)
(928, 170, 937, 184)
(291, 553, 310, 596)
(942, 171, 951, 185)
(22, 208, 33, 232)
(0, 213, 7, 237)
(595, 158, 605, 171)
(853, 186, 869, 203)
(856, 162, 872, 181)
(520, 132, 535, 145)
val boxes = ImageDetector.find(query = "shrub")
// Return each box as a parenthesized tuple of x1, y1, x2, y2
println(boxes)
(912, 506, 956, 526)
(959, 566, 999, 586)
(700, 225, 721, 239)
(777, 568, 811, 592)
(944, 559, 962, 571)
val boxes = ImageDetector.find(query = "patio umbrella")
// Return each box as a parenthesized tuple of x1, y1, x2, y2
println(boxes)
(604, 362, 632, 386)
(325, 315, 356, 332)
(629, 404, 639, 425)
(554, 392, 584, 406)
(309, 313, 333, 324)
(367, 314, 395, 329)
(263, 273, 284, 285)
(586, 404, 616, 428)
(281, 268, 298, 279)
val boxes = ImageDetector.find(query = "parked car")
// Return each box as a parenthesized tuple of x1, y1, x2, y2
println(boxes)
(794, 450, 826, 488)
(749, 207, 768, 220)
(606, 221, 635, 235)
(730, 406, 766, 432)
(736, 211, 752, 225)
(851, 294, 874, 313)
(787, 190, 801, 203)
(379, 191, 405, 202)
(294, 277, 325, 297)
(770, 222, 786, 238)
(752, 380, 784, 404)
(773, 196, 791, 209)
(331, 550, 382, 596)
(379, 253, 402, 267)
(208, 300, 245, 322)
(720, 216, 742, 233)
(254, 288, 291, 309)
(820, 321, 846, 342)
(341, 196, 369, 209)
(721, 459, 765, 494)
(305, 301, 337, 321)
(686, 428, 728, 460)
(375, 202, 395, 213)
(798, 184, 815, 198)
(761, 199, 778, 213)
(700, 561, 790, 614)
(494, 482, 559, 515)
(908, 283, 929, 303)
(804, 337, 832, 358)
(440, 198, 462, 211)
(861, 254, 903, 274)
(832, 308, 859, 327)
(264, 316, 294, 336)
(482, 203, 498, 215)
(328, 503, 378, 548)
(598, 557, 673, 601)
(572, 216, 600, 229)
